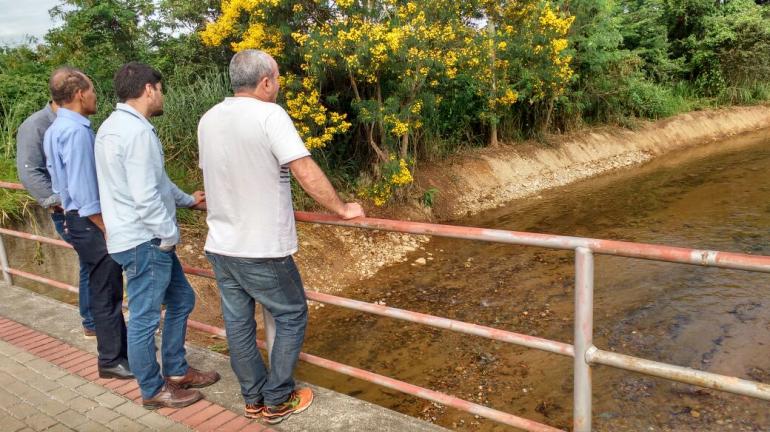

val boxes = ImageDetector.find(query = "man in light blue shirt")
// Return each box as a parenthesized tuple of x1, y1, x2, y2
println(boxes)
(43, 67, 131, 380)
(95, 62, 219, 409)
(16, 96, 95, 338)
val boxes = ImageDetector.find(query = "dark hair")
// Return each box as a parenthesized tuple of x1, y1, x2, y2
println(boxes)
(114, 62, 163, 102)
(49, 67, 91, 105)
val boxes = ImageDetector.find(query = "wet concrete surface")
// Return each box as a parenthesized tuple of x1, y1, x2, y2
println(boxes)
(300, 129, 770, 431)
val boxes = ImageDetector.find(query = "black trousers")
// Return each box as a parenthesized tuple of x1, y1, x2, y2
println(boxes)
(65, 212, 128, 368)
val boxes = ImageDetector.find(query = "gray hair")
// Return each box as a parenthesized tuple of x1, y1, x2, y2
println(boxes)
(229, 50, 274, 92)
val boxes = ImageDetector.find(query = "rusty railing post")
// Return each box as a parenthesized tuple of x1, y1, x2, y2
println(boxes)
(574, 247, 594, 432)
(0, 235, 13, 285)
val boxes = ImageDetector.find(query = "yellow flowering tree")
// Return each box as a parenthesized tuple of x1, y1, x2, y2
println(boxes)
(474, 0, 575, 143)
(200, 0, 575, 205)
(200, 0, 351, 152)
(298, 0, 474, 162)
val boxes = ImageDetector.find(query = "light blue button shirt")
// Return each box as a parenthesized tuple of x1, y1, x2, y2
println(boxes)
(43, 108, 101, 217)
(94, 103, 194, 254)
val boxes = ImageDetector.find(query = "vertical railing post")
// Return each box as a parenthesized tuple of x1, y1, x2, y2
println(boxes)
(574, 247, 594, 432)
(0, 235, 13, 285)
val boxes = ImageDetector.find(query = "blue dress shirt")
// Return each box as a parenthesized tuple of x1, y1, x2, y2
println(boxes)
(43, 108, 101, 217)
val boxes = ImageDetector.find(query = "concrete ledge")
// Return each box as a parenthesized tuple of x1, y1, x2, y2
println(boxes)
(0, 282, 448, 432)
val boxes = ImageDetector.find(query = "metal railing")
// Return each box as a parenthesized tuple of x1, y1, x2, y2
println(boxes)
(1, 180, 769, 431)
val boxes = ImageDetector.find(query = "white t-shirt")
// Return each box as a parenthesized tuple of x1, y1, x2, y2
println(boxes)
(197, 97, 310, 258)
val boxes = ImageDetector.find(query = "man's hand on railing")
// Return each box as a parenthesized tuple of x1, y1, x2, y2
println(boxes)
(190, 190, 207, 211)
(339, 202, 365, 220)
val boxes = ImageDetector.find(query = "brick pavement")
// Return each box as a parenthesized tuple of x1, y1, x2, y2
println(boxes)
(0, 316, 273, 432)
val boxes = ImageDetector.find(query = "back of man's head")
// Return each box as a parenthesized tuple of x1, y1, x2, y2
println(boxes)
(49, 67, 90, 106)
(229, 50, 273, 93)
(114, 62, 163, 102)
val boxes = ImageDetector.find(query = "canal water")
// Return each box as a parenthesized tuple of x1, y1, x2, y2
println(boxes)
(299, 129, 770, 431)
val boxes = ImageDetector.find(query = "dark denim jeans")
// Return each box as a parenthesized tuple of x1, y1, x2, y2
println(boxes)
(206, 253, 308, 406)
(64, 213, 127, 368)
(51, 211, 94, 330)
(111, 240, 195, 399)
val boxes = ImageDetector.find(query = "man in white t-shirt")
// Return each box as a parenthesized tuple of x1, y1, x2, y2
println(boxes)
(197, 49, 365, 424)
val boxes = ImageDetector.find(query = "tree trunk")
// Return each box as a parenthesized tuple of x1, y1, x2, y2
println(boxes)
(488, 17, 499, 147)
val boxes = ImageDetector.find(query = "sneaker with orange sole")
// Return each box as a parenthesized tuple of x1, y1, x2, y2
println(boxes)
(262, 388, 314, 424)
(245, 401, 265, 419)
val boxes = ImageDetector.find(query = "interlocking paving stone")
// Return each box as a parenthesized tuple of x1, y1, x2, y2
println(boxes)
(95, 391, 129, 409)
(49, 387, 81, 402)
(23, 413, 58, 431)
(56, 409, 90, 429)
(46, 424, 74, 432)
(84, 405, 122, 424)
(6, 401, 39, 420)
(75, 382, 109, 398)
(37, 398, 70, 416)
(0, 415, 26, 432)
(115, 400, 154, 419)
(107, 415, 148, 432)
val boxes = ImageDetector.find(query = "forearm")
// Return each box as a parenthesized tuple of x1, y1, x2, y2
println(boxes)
(290, 157, 345, 216)
(166, 175, 195, 208)
(87, 214, 106, 233)
(17, 162, 56, 206)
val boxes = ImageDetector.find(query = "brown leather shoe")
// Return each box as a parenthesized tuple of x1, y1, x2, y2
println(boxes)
(166, 367, 221, 389)
(142, 384, 203, 409)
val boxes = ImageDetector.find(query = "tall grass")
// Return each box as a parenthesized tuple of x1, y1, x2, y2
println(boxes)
(153, 72, 231, 188)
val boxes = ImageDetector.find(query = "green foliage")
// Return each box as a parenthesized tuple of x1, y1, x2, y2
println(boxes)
(46, 0, 153, 88)
(153, 72, 231, 180)
(693, 0, 770, 99)
(0, 0, 769, 213)
(421, 187, 438, 208)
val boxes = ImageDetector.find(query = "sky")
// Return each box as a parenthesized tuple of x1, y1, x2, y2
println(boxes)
(0, 0, 61, 46)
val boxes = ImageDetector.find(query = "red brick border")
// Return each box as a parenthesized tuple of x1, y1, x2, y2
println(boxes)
(0, 317, 277, 432)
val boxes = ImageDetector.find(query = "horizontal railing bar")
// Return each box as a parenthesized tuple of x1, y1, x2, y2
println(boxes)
(2, 181, 768, 273)
(0, 182, 26, 190)
(292, 347, 564, 432)
(3, 270, 562, 432)
(181, 264, 575, 357)
(587, 348, 770, 401)
(306, 291, 575, 357)
(294, 212, 770, 273)
(0, 228, 72, 249)
(8, 268, 79, 294)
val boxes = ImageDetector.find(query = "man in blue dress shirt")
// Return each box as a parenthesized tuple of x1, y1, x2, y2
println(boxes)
(43, 67, 132, 380)
(15, 93, 95, 339)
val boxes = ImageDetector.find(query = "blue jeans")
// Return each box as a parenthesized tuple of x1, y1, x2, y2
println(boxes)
(51, 211, 94, 331)
(111, 240, 196, 399)
(206, 253, 308, 406)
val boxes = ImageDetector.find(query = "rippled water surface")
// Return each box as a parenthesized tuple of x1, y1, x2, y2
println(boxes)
(300, 130, 770, 431)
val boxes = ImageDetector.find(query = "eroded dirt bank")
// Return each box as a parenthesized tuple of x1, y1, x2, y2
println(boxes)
(290, 104, 770, 293)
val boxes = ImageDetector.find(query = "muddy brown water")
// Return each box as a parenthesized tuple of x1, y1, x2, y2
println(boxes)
(299, 129, 770, 431)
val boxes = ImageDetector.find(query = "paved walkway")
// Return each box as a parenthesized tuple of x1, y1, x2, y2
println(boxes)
(0, 282, 447, 432)
(0, 317, 266, 432)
